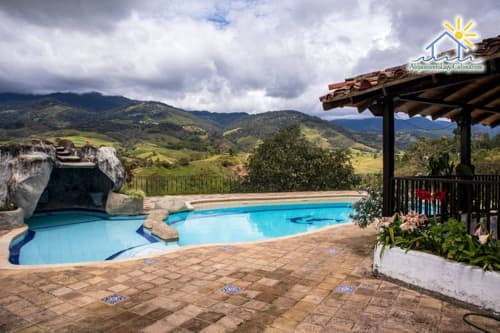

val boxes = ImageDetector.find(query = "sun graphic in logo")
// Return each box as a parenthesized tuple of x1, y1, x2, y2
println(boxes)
(443, 16, 479, 49)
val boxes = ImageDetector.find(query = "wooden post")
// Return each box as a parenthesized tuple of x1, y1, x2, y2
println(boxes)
(459, 108, 471, 167)
(383, 98, 395, 216)
(458, 107, 472, 232)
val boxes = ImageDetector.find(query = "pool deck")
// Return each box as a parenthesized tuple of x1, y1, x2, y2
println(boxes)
(0, 193, 498, 332)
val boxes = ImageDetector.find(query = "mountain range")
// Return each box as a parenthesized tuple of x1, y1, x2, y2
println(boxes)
(0, 92, 497, 152)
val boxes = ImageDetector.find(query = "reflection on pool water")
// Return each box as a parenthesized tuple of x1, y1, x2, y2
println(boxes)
(10, 202, 353, 265)
(166, 202, 353, 246)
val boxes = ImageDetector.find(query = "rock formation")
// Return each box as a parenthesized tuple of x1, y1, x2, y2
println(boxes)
(152, 196, 193, 212)
(105, 192, 143, 215)
(82, 146, 124, 191)
(0, 141, 56, 218)
(0, 140, 125, 224)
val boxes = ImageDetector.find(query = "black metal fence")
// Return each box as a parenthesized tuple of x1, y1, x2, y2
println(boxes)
(123, 173, 376, 196)
(393, 175, 500, 237)
(125, 175, 245, 196)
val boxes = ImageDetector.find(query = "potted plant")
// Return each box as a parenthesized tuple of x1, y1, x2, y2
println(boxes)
(0, 201, 24, 229)
(373, 212, 500, 312)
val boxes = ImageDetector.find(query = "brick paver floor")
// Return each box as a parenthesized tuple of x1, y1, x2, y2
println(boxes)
(0, 224, 498, 332)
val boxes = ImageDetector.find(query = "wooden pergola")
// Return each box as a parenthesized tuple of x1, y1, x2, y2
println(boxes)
(319, 35, 500, 232)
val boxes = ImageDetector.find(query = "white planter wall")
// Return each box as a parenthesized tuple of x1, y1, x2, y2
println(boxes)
(373, 244, 500, 313)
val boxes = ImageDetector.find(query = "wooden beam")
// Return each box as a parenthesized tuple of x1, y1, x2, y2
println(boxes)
(383, 97, 395, 216)
(472, 112, 496, 124)
(431, 106, 456, 120)
(490, 117, 500, 128)
(396, 96, 499, 113)
(393, 73, 494, 97)
(402, 75, 500, 117)
(468, 86, 500, 106)
(406, 101, 434, 117)
(397, 75, 490, 96)
(427, 75, 500, 105)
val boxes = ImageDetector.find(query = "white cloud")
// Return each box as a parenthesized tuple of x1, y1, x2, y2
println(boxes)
(0, 0, 497, 118)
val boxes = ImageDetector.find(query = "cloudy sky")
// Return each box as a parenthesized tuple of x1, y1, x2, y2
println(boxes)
(0, 0, 498, 119)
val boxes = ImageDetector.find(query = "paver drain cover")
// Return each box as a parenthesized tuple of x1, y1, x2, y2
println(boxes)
(101, 293, 127, 305)
(335, 285, 354, 293)
(326, 247, 341, 254)
(144, 259, 157, 265)
(221, 284, 241, 294)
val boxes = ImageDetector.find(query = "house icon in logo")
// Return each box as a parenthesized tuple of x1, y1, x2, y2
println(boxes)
(408, 16, 484, 73)
(425, 30, 469, 60)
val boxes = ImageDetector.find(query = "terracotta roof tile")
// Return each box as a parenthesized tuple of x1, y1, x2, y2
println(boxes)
(319, 35, 500, 104)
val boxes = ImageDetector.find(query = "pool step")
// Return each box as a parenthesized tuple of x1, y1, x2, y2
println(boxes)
(152, 222, 178, 242)
(56, 150, 71, 156)
(57, 155, 82, 162)
(143, 209, 178, 242)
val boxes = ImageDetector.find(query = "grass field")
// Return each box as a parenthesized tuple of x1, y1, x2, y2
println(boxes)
(350, 150, 382, 174)
(133, 153, 246, 177)
(132, 143, 207, 163)
(43, 131, 119, 147)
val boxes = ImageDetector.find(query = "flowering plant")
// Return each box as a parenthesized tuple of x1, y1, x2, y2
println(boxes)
(416, 189, 432, 201)
(432, 190, 447, 201)
(376, 213, 500, 271)
(415, 188, 447, 217)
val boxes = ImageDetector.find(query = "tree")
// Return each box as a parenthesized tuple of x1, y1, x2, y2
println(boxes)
(244, 125, 356, 191)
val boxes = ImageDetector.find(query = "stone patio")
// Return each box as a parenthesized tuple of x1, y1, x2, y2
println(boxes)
(1, 223, 498, 332)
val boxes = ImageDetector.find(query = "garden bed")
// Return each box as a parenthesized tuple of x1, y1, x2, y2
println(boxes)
(373, 244, 500, 313)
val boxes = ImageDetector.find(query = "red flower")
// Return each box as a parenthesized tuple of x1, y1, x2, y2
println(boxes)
(416, 189, 432, 201)
(432, 190, 447, 201)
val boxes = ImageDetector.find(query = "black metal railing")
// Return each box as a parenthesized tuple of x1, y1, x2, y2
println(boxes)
(125, 175, 245, 196)
(393, 175, 500, 238)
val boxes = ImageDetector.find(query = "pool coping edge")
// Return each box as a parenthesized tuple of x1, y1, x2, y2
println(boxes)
(0, 192, 365, 270)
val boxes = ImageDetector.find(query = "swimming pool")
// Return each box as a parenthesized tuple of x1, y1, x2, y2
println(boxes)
(10, 211, 176, 265)
(10, 202, 353, 265)
(166, 202, 352, 245)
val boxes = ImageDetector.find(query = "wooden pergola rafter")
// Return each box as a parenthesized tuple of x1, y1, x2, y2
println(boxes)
(319, 35, 500, 216)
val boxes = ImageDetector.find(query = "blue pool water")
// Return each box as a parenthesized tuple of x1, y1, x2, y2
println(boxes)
(166, 203, 352, 245)
(11, 203, 352, 265)
(10, 211, 176, 265)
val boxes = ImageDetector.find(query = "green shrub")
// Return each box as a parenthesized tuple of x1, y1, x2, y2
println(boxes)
(244, 125, 356, 192)
(178, 158, 190, 167)
(350, 174, 382, 228)
(426, 152, 454, 176)
(124, 189, 145, 199)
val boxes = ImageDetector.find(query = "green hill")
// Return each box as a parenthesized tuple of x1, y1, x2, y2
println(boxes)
(211, 110, 375, 152)
(0, 92, 381, 175)
(0, 93, 224, 151)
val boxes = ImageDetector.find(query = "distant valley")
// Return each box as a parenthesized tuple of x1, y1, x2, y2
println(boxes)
(1, 92, 497, 176)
